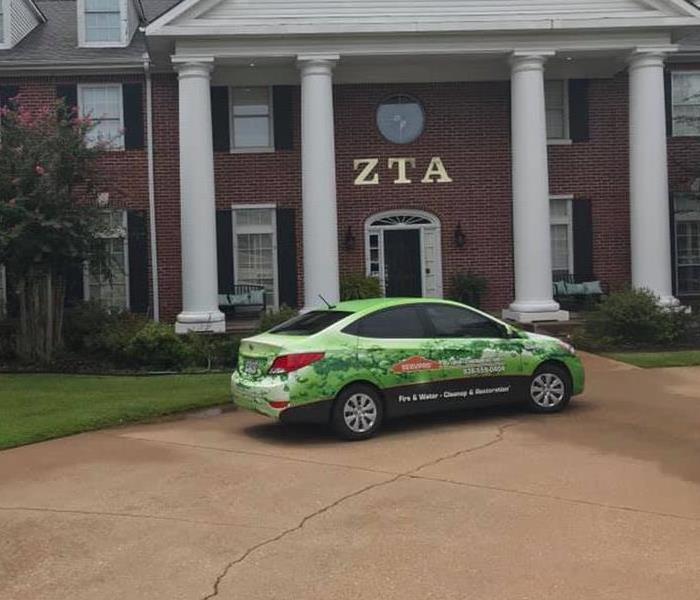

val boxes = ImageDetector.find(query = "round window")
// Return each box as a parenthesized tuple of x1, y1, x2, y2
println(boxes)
(376, 95, 425, 144)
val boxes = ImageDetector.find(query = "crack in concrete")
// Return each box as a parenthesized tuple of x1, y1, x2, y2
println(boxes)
(406, 474, 700, 523)
(110, 435, 399, 478)
(0, 506, 280, 531)
(200, 421, 517, 600)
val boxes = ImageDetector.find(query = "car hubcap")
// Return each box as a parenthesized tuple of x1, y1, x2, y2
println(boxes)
(343, 393, 378, 434)
(530, 373, 566, 408)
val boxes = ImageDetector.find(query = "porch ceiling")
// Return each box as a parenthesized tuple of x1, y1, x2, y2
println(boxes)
(208, 50, 635, 86)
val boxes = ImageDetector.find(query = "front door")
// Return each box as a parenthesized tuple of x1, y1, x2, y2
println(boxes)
(384, 229, 422, 297)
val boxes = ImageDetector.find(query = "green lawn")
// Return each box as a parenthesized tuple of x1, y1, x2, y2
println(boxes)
(0, 373, 232, 450)
(604, 351, 700, 369)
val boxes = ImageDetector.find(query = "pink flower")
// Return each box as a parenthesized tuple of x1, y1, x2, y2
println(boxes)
(35, 165, 45, 176)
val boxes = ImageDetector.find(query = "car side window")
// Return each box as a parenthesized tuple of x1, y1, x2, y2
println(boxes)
(424, 304, 505, 339)
(346, 306, 429, 339)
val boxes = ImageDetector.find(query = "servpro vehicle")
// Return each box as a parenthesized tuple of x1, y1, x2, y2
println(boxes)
(232, 298, 584, 440)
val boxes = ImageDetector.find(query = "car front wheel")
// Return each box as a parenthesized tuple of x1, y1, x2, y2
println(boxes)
(527, 364, 571, 413)
(332, 384, 384, 441)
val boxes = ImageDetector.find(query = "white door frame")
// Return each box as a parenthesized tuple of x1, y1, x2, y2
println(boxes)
(231, 203, 279, 310)
(365, 209, 443, 298)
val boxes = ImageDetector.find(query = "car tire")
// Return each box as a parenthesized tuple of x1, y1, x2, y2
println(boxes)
(332, 384, 384, 441)
(527, 364, 571, 414)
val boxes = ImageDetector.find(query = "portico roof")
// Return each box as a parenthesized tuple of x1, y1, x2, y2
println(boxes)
(147, 0, 700, 37)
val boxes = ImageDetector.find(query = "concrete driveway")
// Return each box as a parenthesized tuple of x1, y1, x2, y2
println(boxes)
(1, 353, 700, 600)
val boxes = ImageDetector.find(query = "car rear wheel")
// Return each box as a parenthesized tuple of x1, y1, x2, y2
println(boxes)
(332, 384, 384, 441)
(527, 364, 571, 413)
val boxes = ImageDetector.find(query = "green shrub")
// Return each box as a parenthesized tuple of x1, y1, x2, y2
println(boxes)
(125, 322, 191, 370)
(63, 301, 115, 353)
(183, 333, 241, 370)
(451, 272, 488, 308)
(340, 274, 382, 301)
(64, 302, 148, 363)
(258, 305, 298, 333)
(583, 288, 694, 349)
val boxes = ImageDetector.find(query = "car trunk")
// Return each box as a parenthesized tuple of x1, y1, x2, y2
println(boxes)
(237, 335, 304, 380)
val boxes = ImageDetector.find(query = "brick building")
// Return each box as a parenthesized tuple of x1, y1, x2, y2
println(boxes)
(2, 0, 700, 331)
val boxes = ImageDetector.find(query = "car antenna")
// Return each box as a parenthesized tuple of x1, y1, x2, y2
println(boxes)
(318, 294, 335, 309)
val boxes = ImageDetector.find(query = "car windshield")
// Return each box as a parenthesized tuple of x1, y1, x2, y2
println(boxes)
(269, 311, 353, 336)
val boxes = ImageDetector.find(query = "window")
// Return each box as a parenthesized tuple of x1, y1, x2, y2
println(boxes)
(85, 210, 129, 310)
(376, 94, 425, 144)
(674, 193, 700, 295)
(672, 72, 700, 137)
(550, 197, 573, 278)
(0, 2, 4, 45)
(545, 80, 569, 141)
(349, 306, 428, 339)
(233, 206, 278, 308)
(423, 304, 505, 339)
(231, 87, 273, 151)
(79, 84, 124, 150)
(270, 311, 352, 336)
(85, 0, 122, 43)
(84, 0, 122, 43)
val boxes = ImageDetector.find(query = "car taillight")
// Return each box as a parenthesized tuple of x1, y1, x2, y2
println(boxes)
(269, 353, 325, 374)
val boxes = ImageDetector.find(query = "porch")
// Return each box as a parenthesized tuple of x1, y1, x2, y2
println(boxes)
(144, 1, 698, 332)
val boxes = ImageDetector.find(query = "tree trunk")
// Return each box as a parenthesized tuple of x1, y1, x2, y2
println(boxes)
(15, 266, 67, 363)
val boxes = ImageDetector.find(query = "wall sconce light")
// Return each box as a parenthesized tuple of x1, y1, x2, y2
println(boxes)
(344, 225, 356, 251)
(454, 223, 466, 248)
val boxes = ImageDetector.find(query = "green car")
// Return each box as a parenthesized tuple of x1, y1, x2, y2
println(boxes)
(232, 298, 584, 440)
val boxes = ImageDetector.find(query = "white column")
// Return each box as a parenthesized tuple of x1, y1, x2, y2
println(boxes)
(297, 55, 341, 309)
(174, 59, 225, 333)
(628, 50, 678, 306)
(503, 52, 569, 323)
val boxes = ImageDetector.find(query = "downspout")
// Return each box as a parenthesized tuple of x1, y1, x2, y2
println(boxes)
(143, 53, 160, 321)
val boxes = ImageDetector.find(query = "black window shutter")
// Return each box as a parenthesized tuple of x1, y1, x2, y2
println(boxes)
(0, 85, 19, 108)
(664, 70, 673, 137)
(669, 192, 678, 296)
(273, 86, 294, 151)
(572, 198, 594, 282)
(127, 210, 150, 314)
(211, 87, 230, 152)
(216, 209, 235, 293)
(64, 262, 85, 309)
(276, 208, 298, 308)
(568, 79, 590, 143)
(123, 83, 144, 150)
(56, 84, 78, 114)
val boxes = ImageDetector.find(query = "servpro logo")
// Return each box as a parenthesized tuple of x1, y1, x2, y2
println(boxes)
(392, 356, 441, 374)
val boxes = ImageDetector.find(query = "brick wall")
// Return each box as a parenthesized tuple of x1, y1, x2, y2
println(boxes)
(7, 71, 700, 321)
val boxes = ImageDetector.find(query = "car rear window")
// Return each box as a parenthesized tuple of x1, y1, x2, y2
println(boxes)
(268, 311, 353, 336)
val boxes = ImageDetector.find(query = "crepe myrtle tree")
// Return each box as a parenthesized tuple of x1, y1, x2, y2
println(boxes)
(0, 97, 113, 362)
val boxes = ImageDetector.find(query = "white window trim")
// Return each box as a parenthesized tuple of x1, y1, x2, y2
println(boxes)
(229, 86, 275, 154)
(671, 70, 700, 138)
(550, 194, 574, 275)
(77, 0, 129, 48)
(674, 195, 700, 296)
(0, 0, 9, 50)
(77, 83, 125, 151)
(83, 210, 130, 310)
(545, 79, 572, 145)
(231, 204, 279, 310)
